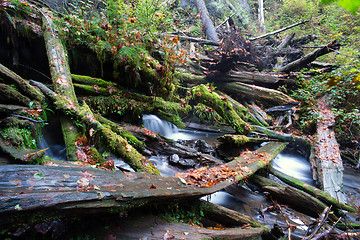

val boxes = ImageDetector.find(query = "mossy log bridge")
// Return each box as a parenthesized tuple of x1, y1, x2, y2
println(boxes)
(0, 142, 287, 227)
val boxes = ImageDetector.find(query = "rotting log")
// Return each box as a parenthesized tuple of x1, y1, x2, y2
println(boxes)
(218, 134, 273, 147)
(275, 33, 295, 54)
(310, 95, 346, 203)
(252, 125, 309, 146)
(0, 142, 287, 226)
(0, 83, 32, 106)
(41, 8, 80, 161)
(250, 174, 331, 218)
(0, 63, 45, 103)
(217, 81, 296, 105)
(269, 166, 356, 212)
(192, 84, 251, 134)
(29, 80, 159, 174)
(221, 70, 296, 86)
(279, 40, 340, 73)
(244, 102, 271, 127)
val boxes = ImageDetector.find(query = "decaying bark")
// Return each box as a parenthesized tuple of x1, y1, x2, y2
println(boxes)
(0, 83, 32, 106)
(222, 70, 296, 86)
(218, 134, 272, 147)
(310, 95, 346, 203)
(0, 142, 287, 226)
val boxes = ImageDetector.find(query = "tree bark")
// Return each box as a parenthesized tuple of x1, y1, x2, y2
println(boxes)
(279, 40, 340, 73)
(258, 0, 265, 33)
(194, 0, 219, 42)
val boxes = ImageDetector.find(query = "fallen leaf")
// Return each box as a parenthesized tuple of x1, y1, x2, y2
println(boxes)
(34, 173, 44, 180)
(150, 184, 157, 189)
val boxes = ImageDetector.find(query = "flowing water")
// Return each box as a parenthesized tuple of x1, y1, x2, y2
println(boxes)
(37, 114, 360, 238)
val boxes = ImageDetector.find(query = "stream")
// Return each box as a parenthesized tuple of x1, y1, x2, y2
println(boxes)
(37, 114, 360, 238)
(142, 114, 360, 239)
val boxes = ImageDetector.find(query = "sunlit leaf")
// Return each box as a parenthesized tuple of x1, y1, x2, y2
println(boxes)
(34, 173, 44, 180)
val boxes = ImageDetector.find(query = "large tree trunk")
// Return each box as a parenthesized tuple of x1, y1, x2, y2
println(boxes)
(194, 0, 219, 41)
(0, 142, 287, 226)
(41, 8, 81, 161)
(258, 0, 265, 33)
(310, 95, 346, 203)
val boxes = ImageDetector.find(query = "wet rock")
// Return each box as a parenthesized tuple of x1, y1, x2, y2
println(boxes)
(168, 154, 197, 168)
(195, 139, 215, 154)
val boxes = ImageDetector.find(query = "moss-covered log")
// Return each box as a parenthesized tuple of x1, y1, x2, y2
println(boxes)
(0, 63, 45, 103)
(192, 84, 251, 134)
(0, 83, 32, 106)
(41, 8, 81, 161)
(218, 134, 272, 147)
(269, 166, 356, 212)
(250, 174, 331, 218)
(71, 74, 118, 89)
(29, 80, 159, 174)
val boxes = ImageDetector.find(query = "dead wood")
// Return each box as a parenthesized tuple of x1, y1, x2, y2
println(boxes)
(221, 70, 296, 86)
(250, 174, 331, 218)
(244, 102, 271, 127)
(275, 33, 295, 53)
(0, 63, 45, 103)
(29, 80, 159, 174)
(249, 20, 309, 41)
(269, 166, 355, 212)
(310, 95, 346, 203)
(0, 83, 32, 106)
(279, 40, 340, 73)
(158, 33, 220, 46)
(41, 8, 81, 161)
(218, 134, 273, 147)
(216, 81, 296, 105)
(0, 142, 287, 226)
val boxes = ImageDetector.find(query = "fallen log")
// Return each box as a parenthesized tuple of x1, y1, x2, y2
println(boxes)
(249, 20, 309, 41)
(0, 83, 32, 106)
(29, 80, 159, 174)
(310, 95, 346, 203)
(41, 8, 81, 161)
(269, 166, 356, 212)
(0, 142, 287, 226)
(0, 63, 45, 103)
(221, 71, 296, 86)
(192, 84, 251, 134)
(217, 81, 296, 105)
(218, 134, 273, 147)
(244, 102, 271, 127)
(250, 174, 332, 218)
(279, 40, 341, 73)
(275, 33, 295, 54)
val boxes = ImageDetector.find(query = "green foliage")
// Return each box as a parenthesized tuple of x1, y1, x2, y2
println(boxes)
(194, 103, 224, 123)
(161, 203, 204, 226)
(291, 61, 360, 145)
(321, 0, 360, 13)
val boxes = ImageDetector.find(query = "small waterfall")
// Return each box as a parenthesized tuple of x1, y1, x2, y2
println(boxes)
(142, 114, 179, 138)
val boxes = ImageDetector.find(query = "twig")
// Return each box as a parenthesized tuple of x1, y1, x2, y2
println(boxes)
(303, 207, 331, 240)
(311, 217, 341, 240)
(215, 13, 236, 30)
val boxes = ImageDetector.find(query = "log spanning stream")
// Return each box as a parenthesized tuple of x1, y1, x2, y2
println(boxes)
(31, 114, 359, 239)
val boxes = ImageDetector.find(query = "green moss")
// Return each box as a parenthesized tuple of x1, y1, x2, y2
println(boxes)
(192, 85, 252, 134)
(98, 126, 160, 175)
(0, 127, 37, 149)
(71, 74, 119, 89)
